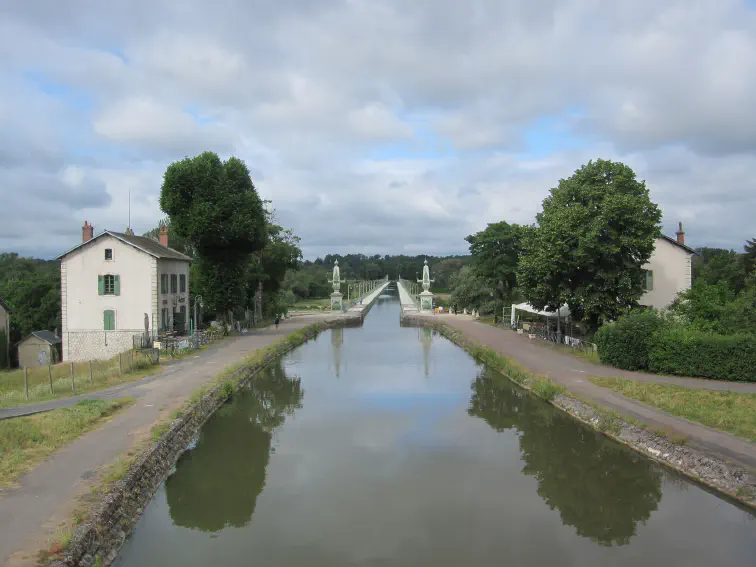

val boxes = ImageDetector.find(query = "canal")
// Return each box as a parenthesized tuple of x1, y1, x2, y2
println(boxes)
(115, 291, 755, 566)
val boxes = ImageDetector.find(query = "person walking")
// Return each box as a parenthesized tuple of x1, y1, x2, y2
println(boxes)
(275, 314, 281, 329)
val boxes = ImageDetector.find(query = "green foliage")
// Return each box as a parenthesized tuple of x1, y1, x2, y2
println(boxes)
(595, 310, 668, 370)
(449, 266, 495, 313)
(648, 327, 756, 382)
(669, 281, 755, 335)
(160, 152, 267, 318)
(0, 329, 7, 369)
(465, 221, 523, 309)
(744, 238, 756, 277)
(518, 159, 662, 330)
(0, 253, 61, 357)
(692, 247, 746, 293)
(220, 380, 234, 399)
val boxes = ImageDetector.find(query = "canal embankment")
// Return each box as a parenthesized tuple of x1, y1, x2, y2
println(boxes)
(401, 311, 756, 511)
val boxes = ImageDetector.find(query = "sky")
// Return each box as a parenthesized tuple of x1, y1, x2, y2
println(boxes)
(1, 0, 755, 260)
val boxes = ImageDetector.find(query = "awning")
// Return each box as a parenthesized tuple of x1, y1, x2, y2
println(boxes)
(510, 302, 570, 325)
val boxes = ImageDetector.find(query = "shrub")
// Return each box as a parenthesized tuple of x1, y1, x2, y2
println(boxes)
(648, 327, 756, 382)
(595, 310, 667, 370)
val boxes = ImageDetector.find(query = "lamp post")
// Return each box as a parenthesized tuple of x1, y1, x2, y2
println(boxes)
(193, 295, 203, 348)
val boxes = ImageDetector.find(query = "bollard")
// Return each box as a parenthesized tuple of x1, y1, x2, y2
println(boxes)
(70, 361, 75, 392)
(24, 367, 29, 400)
(48, 364, 54, 394)
(89, 360, 93, 385)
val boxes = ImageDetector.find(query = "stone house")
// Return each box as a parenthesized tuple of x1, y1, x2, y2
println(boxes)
(0, 296, 10, 368)
(16, 330, 61, 368)
(640, 223, 696, 309)
(57, 222, 192, 362)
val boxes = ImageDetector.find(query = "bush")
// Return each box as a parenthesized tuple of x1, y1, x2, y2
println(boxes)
(648, 327, 756, 382)
(595, 310, 667, 371)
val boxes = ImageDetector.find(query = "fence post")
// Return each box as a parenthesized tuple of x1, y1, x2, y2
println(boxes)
(89, 360, 93, 385)
(48, 364, 53, 394)
(70, 361, 75, 392)
(24, 367, 29, 400)
(118, 353, 122, 376)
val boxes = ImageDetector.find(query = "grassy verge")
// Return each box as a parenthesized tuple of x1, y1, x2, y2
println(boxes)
(291, 298, 330, 311)
(0, 398, 135, 488)
(0, 352, 159, 409)
(588, 376, 756, 442)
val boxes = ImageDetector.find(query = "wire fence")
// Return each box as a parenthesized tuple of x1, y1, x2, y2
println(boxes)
(0, 349, 159, 406)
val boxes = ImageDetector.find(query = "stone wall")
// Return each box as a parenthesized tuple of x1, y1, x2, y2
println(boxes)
(63, 331, 142, 362)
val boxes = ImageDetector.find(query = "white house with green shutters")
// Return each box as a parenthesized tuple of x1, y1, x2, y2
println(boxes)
(57, 222, 191, 362)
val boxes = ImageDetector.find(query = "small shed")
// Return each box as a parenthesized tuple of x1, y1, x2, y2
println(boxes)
(17, 331, 62, 368)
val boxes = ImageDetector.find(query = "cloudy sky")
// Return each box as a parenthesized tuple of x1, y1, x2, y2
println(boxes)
(1, 0, 755, 259)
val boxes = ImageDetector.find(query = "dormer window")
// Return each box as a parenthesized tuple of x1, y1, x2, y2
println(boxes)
(105, 248, 113, 261)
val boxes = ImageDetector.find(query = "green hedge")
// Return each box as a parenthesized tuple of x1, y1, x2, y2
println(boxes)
(648, 327, 756, 382)
(595, 310, 666, 371)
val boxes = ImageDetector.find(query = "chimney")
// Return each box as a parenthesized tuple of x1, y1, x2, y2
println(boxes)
(159, 225, 169, 247)
(82, 221, 94, 243)
(125, 227, 135, 235)
(676, 222, 685, 246)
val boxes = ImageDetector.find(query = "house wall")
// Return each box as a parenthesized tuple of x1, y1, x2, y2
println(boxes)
(0, 304, 9, 368)
(61, 235, 154, 361)
(157, 258, 191, 332)
(640, 237, 693, 309)
(18, 337, 56, 368)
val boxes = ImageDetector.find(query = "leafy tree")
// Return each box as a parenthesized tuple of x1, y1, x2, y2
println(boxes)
(142, 218, 193, 257)
(670, 281, 755, 335)
(692, 247, 746, 293)
(518, 159, 662, 330)
(431, 258, 464, 290)
(745, 238, 756, 277)
(465, 221, 524, 310)
(449, 266, 493, 313)
(160, 152, 267, 320)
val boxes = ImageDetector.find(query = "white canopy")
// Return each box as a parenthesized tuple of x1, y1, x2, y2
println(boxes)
(510, 302, 570, 326)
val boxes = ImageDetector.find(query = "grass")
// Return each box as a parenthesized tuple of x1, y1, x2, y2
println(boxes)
(290, 298, 331, 311)
(0, 351, 159, 408)
(0, 398, 135, 488)
(589, 376, 756, 442)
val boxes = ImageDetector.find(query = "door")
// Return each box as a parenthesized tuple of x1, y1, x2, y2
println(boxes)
(174, 306, 187, 334)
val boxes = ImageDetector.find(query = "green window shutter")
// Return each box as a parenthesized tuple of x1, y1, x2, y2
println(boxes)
(104, 310, 115, 330)
(114, 275, 120, 296)
(645, 270, 654, 291)
(98, 275, 104, 295)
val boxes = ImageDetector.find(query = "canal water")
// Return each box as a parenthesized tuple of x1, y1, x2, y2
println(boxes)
(115, 291, 755, 566)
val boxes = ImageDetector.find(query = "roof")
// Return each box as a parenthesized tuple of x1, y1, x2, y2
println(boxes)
(0, 296, 10, 313)
(18, 331, 62, 346)
(658, 234, 697, 255)
(57, 231, 192, 262)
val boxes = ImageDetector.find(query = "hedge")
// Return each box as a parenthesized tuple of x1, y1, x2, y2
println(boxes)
(595, 310, 666, 371)
(648, 327, 756, 382)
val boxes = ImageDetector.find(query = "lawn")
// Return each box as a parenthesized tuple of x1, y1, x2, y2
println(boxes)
(0, 351, 159, 408)
(589, 376, 756, 442)
(290, 298, 331, 311)
(0, 398, 135, 487)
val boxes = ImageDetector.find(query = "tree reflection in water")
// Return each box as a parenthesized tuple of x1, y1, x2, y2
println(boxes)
(469, 369, 663, 546)
(165, 360, 304, 532)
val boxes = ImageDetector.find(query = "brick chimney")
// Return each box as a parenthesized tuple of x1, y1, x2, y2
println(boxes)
(159, 225, 169, 247)
(676, 222, 685, 246)
(82, 221, 94, 243)
(124, 227, 135, 235)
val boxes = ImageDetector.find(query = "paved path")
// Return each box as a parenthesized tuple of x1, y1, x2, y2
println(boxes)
(0, 315, 329, 567)
(436, 315, 756, 473)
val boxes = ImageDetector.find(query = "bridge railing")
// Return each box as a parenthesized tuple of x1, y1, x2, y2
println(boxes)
(397, 278, 420, 308)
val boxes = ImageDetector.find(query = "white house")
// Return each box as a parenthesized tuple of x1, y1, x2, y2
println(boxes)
(640, 223, 696, 309)
(57, 222, 192, 362)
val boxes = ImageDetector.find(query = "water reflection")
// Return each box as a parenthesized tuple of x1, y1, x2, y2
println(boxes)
(418, 327, 433, 376)
(165, 360, 304, 532)
(468, 369, 663, 546)
(330, 327, 344, 377)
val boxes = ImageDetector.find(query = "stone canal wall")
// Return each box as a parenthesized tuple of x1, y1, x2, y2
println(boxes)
(49, 321, 338, 567)
(401, 313, 756, 511)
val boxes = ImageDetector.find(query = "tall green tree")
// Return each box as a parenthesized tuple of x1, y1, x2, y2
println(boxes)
(745, 238, 756, 277)
(465, 221, 524, 311)
(160, 152, 267, 319)
(518, 159, 662, 329)
(692, 247, 746, 293)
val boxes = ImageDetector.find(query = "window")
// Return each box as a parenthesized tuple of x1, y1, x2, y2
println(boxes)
(171, 274, 178, 294)
(180, 274, 186, 293)
(161, 274, 168, 294)
(105, 248, 113, 261)
(103, 310, 115, 330)
(161, 307, 170, 331)
(98, 274, 119, 296)
(644, 270, 654, 291)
